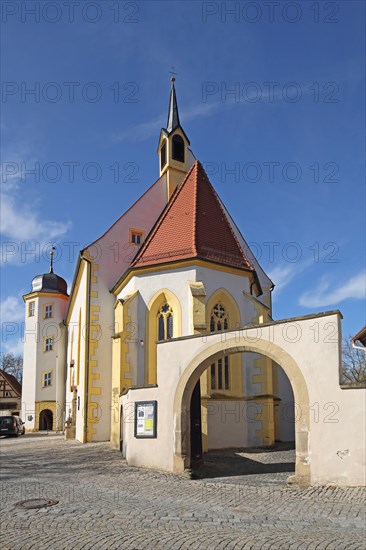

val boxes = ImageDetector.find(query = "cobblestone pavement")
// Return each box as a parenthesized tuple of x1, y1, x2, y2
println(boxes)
(0, 435, 365, 549)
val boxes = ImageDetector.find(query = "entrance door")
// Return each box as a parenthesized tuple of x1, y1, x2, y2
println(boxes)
(190, 380, 202, 466)
(39, 409, 53, 431)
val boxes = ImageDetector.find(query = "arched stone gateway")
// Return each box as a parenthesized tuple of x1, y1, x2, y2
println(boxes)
(121, 311, 366, 487)
(173, 340, 310, 485)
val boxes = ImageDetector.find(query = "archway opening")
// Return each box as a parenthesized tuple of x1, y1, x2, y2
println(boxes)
(174, 339, 310, 486)
(191, 352, 296, 480)
(39, 409, 53, 431)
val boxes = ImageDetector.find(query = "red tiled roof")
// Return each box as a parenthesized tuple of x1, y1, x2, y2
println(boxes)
(0, 369, 22, 396)
(131, 161, 256, 273)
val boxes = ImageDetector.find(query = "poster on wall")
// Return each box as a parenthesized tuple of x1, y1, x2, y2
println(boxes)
(134, 401, 157, 438)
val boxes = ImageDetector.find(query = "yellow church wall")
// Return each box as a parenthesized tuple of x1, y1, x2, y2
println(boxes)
(65, 258, 88, 443)
(67, 171, 170, 444)
(110, 292, 138, 449)
(246, 296, 276, 446)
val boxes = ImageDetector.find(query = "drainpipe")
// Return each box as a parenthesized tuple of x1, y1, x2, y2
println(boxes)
(83, 255, 92, 443)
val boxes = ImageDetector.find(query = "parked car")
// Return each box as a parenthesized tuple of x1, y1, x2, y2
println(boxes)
(0, 415, 25, 437)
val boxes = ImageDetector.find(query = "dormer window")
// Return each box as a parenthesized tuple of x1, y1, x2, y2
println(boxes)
(160, 140, 167, 170)
(130, 229, 144, 245)
(172, 135, 184, 163)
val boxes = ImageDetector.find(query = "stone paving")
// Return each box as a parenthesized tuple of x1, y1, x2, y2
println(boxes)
(0, 435, 365, 549)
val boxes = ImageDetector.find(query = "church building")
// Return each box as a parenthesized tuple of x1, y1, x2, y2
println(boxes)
(22, 79, 294, 457)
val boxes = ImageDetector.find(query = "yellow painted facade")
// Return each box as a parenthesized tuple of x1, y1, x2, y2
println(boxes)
(158, 127, 190, 199)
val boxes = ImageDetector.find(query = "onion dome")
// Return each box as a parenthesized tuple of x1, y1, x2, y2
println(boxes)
(30, 249, 68, 295)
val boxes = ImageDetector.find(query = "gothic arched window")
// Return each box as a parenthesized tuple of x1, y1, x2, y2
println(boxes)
(172, 135, 184, 163)
(210, 303, 229, 332)
(210, 303, 230, 390)
(157, 303, 174, 341)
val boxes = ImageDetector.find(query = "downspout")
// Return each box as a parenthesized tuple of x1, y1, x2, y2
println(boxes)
(269, 283, 275, 316)
(352, 340, 366, 353)
(83, 255, 92, 443)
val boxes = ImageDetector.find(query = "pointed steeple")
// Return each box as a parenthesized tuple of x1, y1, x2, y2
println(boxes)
(158, 78, 191, 200)
(166, 78, 180, 133)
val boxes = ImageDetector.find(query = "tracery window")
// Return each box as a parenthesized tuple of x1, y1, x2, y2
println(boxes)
(157, 303, 173, 341)
(210, 303, 228, 332)
(210, 303, 230, 390)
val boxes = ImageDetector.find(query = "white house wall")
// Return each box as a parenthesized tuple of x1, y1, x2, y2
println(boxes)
(121, 312, 366, 487)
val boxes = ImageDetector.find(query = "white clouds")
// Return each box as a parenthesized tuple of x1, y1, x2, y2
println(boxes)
(299, 271, 366, 308)
(1, 339, 24, 357)
(0, 295, 24, 324)
(267, 265, 298, 293)
(1, 192, 71, 242)
(113, 101, 219, 142)
(0, 296, 25, 358)
(1, 144, 72, 264)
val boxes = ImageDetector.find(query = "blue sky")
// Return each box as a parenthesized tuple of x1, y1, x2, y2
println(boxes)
(1, 0, 365, 356)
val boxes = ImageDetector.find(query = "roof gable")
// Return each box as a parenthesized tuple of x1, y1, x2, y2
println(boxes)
(130, 161, 256, 274)
(0, 369, 22, 396)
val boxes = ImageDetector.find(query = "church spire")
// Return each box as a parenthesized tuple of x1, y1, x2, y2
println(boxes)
(166, 77, 180, 133)
(158, 78, 191, 200)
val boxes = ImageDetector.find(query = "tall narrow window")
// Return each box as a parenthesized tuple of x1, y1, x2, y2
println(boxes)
(45, 337, 53, 352)
(28, 301, 35, 317)
(210, 303, 230, 390)
(160, 140, 167, 170)
(44, 304, 53, 319)
(157, 303, 174, 341)
(43, 371, 52, 387)
(172, 135, 184, 163)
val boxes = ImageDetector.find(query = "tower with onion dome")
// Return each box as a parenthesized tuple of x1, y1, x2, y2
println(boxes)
(22, 249, 69, 432)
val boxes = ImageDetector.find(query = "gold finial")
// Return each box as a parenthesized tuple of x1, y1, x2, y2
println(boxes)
(169, 66, 177, 83)
(49, 246, 56, 273)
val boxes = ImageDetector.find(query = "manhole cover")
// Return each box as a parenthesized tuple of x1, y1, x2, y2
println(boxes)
(15, 498, 59, 509)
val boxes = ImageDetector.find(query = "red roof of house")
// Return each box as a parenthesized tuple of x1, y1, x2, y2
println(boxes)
(131, 161, 256, 273)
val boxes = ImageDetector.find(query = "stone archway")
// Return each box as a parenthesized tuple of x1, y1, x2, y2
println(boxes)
(173, 338, 310, 485)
